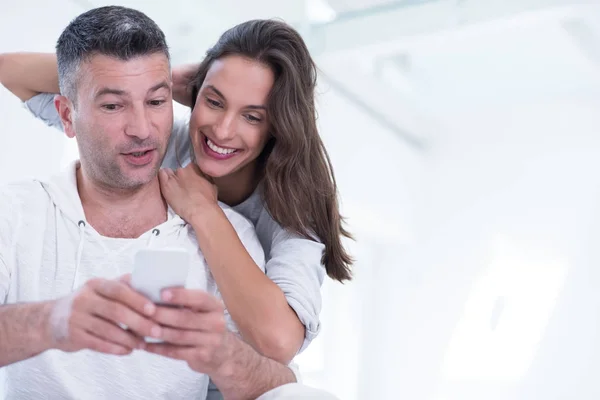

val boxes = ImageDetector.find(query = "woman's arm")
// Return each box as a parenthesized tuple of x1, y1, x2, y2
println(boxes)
(0, 53, 59, 101)
(0, 52, 198, 107)
(158, 166, 306, 364)
(191, 206, 306, 364)
(171, 62, 199, 107)
(255, 220, 325, 354)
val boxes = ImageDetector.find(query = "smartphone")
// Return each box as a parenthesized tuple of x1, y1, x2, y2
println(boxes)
(130, 248, 191, 343)
(131, 248, 191, 305)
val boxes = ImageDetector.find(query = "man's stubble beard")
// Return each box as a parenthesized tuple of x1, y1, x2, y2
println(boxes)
(78, 139, 162, 192)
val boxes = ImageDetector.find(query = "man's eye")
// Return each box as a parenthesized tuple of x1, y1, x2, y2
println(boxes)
(102, 104, 120, 111)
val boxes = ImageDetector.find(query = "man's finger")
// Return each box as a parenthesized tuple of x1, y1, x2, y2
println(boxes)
(91, 278, 156, 317)
(159, 288, 224, 312)
(158, 327, 219, 346)
(85, 291, 161, 340)
(73, 312, 145, 351)
(144, 342, 191, 361)
(152, 306, 226, 331)
(118, 274, 132, 286)
(79, 330, 132, 356)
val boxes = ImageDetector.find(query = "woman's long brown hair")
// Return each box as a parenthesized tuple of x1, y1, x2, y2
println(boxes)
(190, 19, 353, 281)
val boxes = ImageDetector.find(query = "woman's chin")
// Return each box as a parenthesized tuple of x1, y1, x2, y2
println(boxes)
(196, 161, 230, 180)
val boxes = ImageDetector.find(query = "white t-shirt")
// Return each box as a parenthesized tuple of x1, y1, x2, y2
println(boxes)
(0, 161, 265, 399)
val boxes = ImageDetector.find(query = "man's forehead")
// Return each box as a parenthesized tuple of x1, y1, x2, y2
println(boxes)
(79, 53, 170, 83)
(75, 53, 171, 97)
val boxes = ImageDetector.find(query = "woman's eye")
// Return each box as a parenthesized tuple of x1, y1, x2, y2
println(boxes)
(245, 114, 261, 123)
(206, 98, 222, 108)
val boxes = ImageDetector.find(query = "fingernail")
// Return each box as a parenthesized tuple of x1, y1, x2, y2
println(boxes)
(144, 303, 156, 316)
(151, 326, 162, 338)
(162, 290, 172, 301)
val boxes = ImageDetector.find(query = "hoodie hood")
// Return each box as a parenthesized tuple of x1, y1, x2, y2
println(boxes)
(37, 161, 188, 290)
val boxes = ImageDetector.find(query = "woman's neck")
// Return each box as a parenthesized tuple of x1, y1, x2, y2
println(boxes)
(214, 162, 259, 206)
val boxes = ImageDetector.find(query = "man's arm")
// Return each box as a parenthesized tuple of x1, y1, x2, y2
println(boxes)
(0, 53, 59, 101)
(0, 301, 55, 367)
(0, 278, 164, 368)
(0, 219, 51, 366)
(210, 332, 296, 400)
(144, 288, 298, 400)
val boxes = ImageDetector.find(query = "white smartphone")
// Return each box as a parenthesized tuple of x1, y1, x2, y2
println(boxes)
(131, 248, 191, 305)
(131, 248, 191, 343)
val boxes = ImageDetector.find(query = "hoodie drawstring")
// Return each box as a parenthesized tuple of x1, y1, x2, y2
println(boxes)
(147, 229, 160, 247)
(72, 220, 86, 291)
(71, 225, 160, 291)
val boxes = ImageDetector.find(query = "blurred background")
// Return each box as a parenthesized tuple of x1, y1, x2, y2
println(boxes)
(2, 0, 600, 399)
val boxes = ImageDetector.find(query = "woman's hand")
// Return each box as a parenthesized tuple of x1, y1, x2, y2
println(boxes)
(172, 63, 200, 107)
(158, 163, 218, 223)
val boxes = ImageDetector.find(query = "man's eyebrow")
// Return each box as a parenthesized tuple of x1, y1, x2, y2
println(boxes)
(94, 81, 170, 99)
(148, 81, 170, 93)
(95, 87, 126, 98)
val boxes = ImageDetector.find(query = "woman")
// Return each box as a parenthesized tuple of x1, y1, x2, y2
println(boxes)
(0, 19, 352, 365)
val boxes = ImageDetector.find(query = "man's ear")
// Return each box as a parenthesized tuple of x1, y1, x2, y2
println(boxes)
(54, 95, 76, 139)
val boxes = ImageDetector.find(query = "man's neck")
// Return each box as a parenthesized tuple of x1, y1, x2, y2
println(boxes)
(77, 167, 167, 238)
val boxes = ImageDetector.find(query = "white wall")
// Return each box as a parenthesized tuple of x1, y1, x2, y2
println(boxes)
(0, 0, 84, 184)
(0, 89, 71, 184)
(293, 81, 600, 400)
(3, 1, 600, 400)
(348, 97, 600, 400)
(292, 76, 425, 400)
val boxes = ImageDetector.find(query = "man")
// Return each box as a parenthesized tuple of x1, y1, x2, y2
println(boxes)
(0, 6, 334, 399)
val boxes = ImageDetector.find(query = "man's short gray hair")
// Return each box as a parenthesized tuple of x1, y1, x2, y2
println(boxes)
(56, 6, 170, 102)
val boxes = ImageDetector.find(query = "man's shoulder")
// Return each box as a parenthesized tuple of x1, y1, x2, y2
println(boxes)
(0, 179, 49, 244)
(0, 177, 47, 196)
(0, 179, 49, 212)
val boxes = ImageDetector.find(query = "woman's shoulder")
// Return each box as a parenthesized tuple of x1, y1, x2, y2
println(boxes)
(162, 113, 192, 169)
(218, 201, 254, 232)
(232, 188, 264, 226)
(234, 188, 324, 253)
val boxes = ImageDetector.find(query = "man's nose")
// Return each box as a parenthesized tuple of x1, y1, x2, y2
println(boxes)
(125, 105, 151, 140)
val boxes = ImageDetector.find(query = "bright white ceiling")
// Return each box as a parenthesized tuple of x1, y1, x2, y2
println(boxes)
(2, 0, 599, 147)
(1, 0, 599, 240)
(308, 0, 600, 145)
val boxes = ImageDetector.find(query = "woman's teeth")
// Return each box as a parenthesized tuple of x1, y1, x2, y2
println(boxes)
(207, 138, 237, 155)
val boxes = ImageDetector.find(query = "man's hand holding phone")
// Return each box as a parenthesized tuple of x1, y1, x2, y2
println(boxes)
(47, 277, 162, 356)
(143, 288, 232, 376)
(128, 247, 233, 375)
